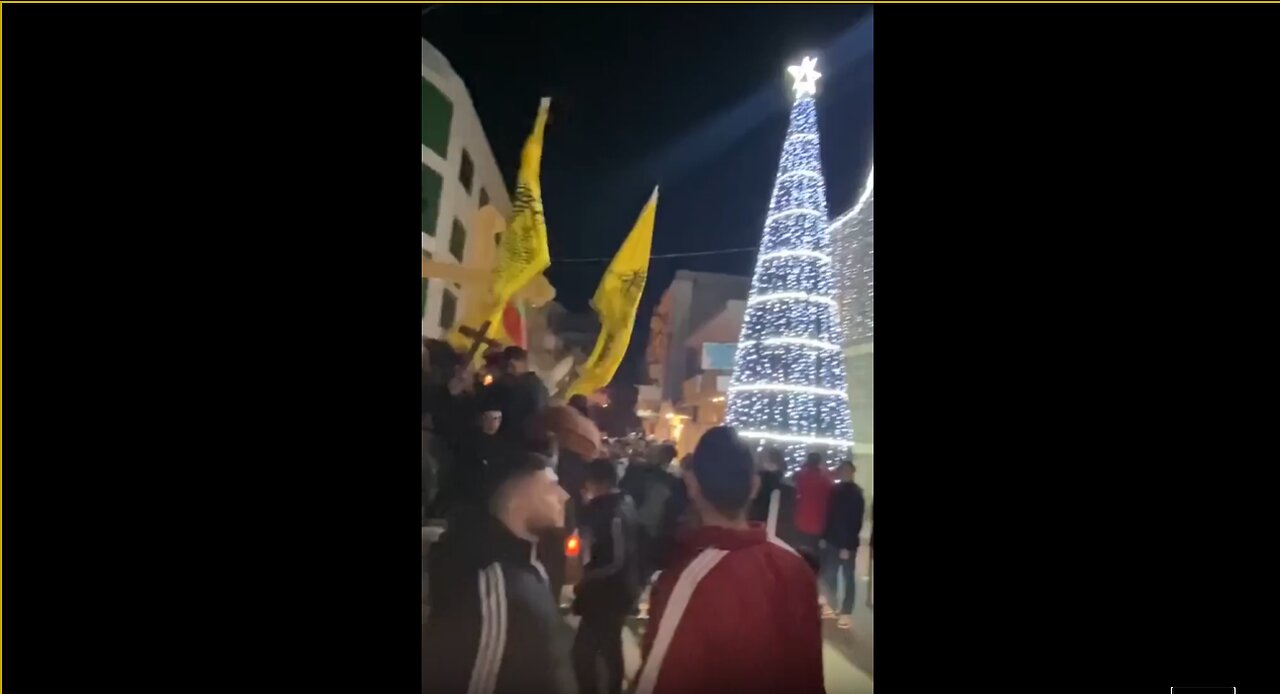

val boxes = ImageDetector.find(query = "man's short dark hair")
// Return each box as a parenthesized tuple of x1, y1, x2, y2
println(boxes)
(585, 458, 618, 488)
(804, 452, 823, 468)
(839, 458, 855, 471)
(655, 443, 678, 466)
(690, 426, 755, 516)
(503, 346, 528, 363)
(483, 450, 553, 508)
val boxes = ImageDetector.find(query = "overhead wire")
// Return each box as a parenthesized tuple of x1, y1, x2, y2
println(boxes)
(551, 246, 757, 263)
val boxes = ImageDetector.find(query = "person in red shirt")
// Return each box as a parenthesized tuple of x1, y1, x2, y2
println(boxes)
(792, 452, 835, 552)
(635, 427, 825, 694)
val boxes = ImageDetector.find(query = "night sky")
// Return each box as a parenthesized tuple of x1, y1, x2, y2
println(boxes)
(422, 4, 874, 385)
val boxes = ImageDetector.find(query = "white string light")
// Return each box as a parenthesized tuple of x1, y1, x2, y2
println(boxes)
(736, 430, 857, 448)
(831, 163, 874, 345)
(729, 383, 849, 398)
(776, 170, 822, 182)
(764, 208, 825, 225)
(746, 292, 837, 308)
(738, 337, 841, 352)
(758, 250, 830, 264)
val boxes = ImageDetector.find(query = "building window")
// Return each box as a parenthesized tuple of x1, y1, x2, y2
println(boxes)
(459, 150, 475, 194)
(450, 218, 467, 260)
(421, 77, 453, 157)
(478, 187, 489, 208)
(421, 164, 442, 236)
(440, 289, 458, 330)
(494, 232, 503, 250)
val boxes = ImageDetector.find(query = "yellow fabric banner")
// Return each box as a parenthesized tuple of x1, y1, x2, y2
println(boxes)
(448, 97, 552, 356)
(567, 187, 659, 397)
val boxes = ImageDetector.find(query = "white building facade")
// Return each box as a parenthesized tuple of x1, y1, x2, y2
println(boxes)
(421, 39, 512, 339)
(831, 165, 874, 500)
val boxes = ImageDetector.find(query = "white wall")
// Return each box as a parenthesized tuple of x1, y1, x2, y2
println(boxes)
(421, 39, 512, 338)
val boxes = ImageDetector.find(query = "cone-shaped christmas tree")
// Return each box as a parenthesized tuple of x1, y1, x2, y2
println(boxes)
(726, 56, 855, 473)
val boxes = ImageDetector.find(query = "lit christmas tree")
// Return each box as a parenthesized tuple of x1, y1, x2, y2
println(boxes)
(726, 56, 855, 472)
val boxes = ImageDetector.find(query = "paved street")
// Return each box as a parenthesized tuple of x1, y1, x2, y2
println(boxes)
(820, 544, 874, 692)
(824, 544, 874, 673)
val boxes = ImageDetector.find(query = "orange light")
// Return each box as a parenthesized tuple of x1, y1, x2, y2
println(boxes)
(483, 374, 494, 386)
(565, 532, 581, 557)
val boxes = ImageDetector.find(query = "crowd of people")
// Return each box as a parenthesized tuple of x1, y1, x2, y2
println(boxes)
(421, 338, 871, 694)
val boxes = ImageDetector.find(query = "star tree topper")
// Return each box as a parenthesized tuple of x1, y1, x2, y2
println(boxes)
(787, 56, 822, 98)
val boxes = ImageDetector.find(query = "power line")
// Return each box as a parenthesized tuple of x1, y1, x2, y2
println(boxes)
(552, 247, 757, 263)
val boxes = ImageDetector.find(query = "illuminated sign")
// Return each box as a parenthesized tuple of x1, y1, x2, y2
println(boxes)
(701, 342, 737, 371)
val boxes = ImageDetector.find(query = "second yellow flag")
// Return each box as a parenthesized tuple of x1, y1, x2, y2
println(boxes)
(567, 187, 659, 398)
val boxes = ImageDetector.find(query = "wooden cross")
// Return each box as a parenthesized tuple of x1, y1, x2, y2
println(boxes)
(457, 320, 504, 368)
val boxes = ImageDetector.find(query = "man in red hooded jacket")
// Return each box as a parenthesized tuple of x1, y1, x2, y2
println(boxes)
(635, 426, 825, 694)
(792, 452, 835, 551)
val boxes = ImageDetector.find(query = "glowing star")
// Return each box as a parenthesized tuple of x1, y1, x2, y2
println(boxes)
(787, 56, 822, 97)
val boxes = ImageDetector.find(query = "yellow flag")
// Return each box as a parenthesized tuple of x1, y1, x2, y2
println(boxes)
(448, 98, 552, 357)
(567, 187, 658, 397)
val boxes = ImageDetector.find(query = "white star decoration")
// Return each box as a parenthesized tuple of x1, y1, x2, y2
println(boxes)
(787, 56, 822, 97)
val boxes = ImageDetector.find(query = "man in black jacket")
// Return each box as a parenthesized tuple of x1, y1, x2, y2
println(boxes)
(749, 447, 799, 547)
(820, 459, 866, 629)
(572, 459, 641, 694)
(422, 450, 576, 694)
(495, 346, 549, 443)
(619, 443, 683, 578)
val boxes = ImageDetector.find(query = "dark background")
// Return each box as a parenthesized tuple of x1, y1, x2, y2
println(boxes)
(3, 3, 1275, 693)
(423, 4, 873, 384)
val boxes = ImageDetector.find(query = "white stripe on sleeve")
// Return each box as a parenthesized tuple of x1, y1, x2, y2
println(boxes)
(466, 564, 508, 694)
(766, 489, 781, 538)
(634, 548, 729, 694)
(486, 565, 508, 694)
(466, 568, 492, 694)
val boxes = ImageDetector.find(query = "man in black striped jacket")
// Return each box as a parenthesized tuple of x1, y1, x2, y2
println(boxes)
(571, 459, 642, 694)
(422, 451, 577, 694)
